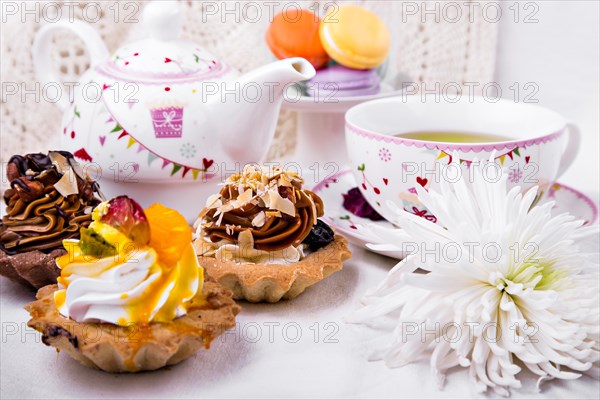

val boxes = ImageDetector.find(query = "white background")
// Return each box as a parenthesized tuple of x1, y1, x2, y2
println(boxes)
(1, 1, 599, 399)
(496, 0, 600, 194)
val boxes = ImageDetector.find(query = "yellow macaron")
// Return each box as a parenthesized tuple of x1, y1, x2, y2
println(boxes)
(319, 6, 390, 70)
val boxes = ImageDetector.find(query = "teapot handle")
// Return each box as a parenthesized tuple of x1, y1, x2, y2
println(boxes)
(32, 20, 109, 111)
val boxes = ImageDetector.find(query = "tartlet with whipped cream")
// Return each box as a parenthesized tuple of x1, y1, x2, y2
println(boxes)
(0, 151, 102, 289)
(193, 165, 351, 303)
(26, 196, 239, 373)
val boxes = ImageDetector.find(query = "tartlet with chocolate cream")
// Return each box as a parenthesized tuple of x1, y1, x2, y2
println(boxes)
(193, 165, 351, 303)
(0, 151, 102, 288)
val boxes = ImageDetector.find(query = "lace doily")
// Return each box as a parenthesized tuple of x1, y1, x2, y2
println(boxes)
(1, 0, 498, 165)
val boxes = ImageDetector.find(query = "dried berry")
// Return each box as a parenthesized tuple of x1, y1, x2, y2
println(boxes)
(342, 187, 384, 221)
(41, 326, 78, 348)
(302, 219, 334, 251)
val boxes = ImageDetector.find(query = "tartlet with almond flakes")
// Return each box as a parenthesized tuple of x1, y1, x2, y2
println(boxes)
(193, 165, 351, 303)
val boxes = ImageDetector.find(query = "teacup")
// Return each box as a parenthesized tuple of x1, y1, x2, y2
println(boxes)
(345, 95, 580, 224)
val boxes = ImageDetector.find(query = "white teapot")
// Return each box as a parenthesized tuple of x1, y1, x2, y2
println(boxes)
(32, 1, 314, 220)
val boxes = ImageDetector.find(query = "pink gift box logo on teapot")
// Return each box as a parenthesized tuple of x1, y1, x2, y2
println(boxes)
(146, 100, 187, 139)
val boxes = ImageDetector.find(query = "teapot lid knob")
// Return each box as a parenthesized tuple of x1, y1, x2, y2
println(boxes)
(143, 0, 183, 41)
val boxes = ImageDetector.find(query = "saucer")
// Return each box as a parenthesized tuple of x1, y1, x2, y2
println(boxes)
(312, 168, 599, 260)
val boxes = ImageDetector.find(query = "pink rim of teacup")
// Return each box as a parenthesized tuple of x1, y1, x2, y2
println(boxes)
(344, 95, 574, 153)
(345, 122, 566, 153)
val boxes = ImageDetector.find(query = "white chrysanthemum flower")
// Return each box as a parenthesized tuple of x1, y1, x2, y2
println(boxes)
(347, 158, 599, 396)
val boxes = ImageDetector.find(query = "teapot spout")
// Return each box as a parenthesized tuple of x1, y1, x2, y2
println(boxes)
(239, 57, 316, 91)
(215, 58, 315, 165)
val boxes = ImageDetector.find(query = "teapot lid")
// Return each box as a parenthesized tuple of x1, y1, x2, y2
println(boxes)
(98, 1, 230, 83)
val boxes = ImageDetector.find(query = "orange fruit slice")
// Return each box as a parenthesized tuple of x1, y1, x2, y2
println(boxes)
(145, 203, 192, 267)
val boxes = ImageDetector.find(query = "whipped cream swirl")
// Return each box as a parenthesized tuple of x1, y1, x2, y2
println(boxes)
(55, 213, 202, 326)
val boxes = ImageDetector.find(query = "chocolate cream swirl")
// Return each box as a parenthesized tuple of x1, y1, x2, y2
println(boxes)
(0, 152, 102, 255)
(199, 166, 324, 251)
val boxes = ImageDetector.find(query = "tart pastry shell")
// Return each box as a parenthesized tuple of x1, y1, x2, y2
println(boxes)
(25, 277, 240, 373)
(199, 235, 351, 303)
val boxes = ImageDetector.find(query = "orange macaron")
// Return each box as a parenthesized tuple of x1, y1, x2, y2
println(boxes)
(266, 9, 330, 70)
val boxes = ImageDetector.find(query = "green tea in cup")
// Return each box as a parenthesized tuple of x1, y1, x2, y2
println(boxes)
(395, 131, 513, 143)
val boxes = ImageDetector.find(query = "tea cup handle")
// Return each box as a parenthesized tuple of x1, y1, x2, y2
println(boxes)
(32, 20, 109, 111)
(556, 123, 581, 178)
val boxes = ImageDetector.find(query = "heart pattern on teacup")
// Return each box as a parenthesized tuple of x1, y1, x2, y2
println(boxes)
(416, 177, 428, 187)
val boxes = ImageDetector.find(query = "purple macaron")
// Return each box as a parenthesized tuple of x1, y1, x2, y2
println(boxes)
(305, 65, 380, 98)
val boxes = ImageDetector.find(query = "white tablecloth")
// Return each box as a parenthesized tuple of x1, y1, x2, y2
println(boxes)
(1, 217, 599, 399)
